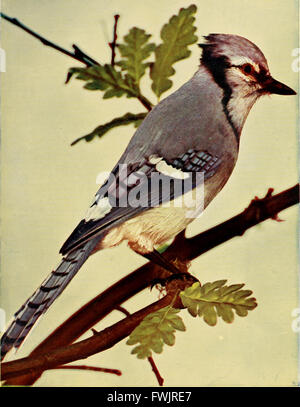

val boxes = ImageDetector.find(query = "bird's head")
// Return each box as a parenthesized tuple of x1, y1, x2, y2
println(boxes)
(200, 33, 296, 97)
(199, 34, 296, 133)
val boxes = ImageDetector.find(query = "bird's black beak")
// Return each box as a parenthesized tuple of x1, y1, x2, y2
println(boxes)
(261, 76, 296, 95)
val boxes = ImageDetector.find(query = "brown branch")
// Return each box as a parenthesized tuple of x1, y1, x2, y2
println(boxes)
(3, 262, 166, 385)
(52, 364, 121, 376)
(1, 295, 175, 381)
(178, 185, 299, 261)
(109, 14, 120, 66)
(2, 184, 298, 385)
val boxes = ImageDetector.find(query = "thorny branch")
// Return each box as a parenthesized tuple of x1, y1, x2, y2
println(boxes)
(1, 184, 299, 385)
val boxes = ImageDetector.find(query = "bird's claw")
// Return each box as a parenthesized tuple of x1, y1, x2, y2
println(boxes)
(150, 272, 197, 290)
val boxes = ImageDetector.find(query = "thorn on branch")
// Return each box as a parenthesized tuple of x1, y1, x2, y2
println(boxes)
(245, 188, 280, 224)
(271, 214, 284, 222)
(115, 305, 131, 317)
(256, 189, 284, 221)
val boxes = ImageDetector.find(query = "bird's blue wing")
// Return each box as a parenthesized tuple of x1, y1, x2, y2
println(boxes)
(60, 150, 221, 255)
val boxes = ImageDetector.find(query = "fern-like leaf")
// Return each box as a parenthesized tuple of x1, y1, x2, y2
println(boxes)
(180, 281, 257, 326)
(68, 64, 139, 99)
(70, 112, 147, 145)
(150, 4, 198, 98)
(127, 306, 185, 359)
(117, 27, 156, 86)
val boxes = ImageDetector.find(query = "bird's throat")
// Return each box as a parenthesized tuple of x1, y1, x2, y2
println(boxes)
(225, 89, 260, 137)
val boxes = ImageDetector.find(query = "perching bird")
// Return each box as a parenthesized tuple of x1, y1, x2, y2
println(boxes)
(1, 34, 296, 359)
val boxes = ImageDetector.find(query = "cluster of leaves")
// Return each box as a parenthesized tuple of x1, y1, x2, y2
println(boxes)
(68, 4, 198, 145)
(127, 280, 257, 359)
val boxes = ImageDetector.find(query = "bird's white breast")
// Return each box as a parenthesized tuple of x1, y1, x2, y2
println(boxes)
(99, 183, 204, 254)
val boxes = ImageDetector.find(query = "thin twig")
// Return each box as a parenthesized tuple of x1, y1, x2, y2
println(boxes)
(0, 12, 99, 67)
(109, 14, 120, 66)
(52, 364, 121, 376)
(148, 356, 164, 386)
(137, 95, 153, 111)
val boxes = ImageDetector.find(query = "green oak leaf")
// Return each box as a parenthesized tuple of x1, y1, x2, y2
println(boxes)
(180, 281, 257, 326)
(150, 4, 198, 98)
(127, 306, 185, 359)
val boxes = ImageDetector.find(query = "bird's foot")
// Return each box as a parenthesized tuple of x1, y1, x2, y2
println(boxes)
(151, 272, 197, 289)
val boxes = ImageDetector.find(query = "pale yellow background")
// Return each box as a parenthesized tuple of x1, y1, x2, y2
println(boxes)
(0, 0, 299, 387)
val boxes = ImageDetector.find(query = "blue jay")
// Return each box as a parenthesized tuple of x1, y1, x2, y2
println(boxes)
(1, 34, 296, 359)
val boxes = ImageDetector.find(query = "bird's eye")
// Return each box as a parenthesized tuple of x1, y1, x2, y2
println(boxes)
(241, 63, 254, 75)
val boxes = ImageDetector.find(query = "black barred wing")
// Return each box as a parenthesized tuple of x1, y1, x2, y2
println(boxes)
(60, 150, 221, 255)
(169, 149, 219, 175)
